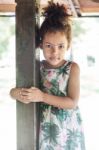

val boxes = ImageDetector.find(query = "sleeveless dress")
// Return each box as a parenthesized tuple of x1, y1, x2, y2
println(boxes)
(39, 60, 86, 150)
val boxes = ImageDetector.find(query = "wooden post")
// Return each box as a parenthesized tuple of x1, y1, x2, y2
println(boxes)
(15, 0, 40, 150)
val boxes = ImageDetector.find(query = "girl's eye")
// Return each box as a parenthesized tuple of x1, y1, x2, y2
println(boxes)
(58, 45, 64, 49)
(45, 44, 52, 49)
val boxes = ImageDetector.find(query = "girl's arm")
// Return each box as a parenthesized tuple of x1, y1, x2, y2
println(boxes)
(19, 62, 80, 109)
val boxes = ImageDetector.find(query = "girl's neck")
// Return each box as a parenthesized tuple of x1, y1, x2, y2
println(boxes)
(43, 60, 66, 69)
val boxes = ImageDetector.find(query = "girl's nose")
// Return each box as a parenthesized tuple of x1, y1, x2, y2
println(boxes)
(52, 46, 58, 54)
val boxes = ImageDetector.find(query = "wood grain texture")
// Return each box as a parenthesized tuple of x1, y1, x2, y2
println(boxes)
(16, 0, 40, 150)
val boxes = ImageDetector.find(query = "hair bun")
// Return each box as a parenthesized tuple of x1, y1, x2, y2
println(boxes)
(42, 2, 71, 24)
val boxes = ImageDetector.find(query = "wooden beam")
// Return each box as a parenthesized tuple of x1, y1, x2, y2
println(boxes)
(0, 0, 15, 2)
(78, 0, 99, 12)
(15, 0, 40, 150)
(0, 4, 16, 12)
(0, 0, 99, 13)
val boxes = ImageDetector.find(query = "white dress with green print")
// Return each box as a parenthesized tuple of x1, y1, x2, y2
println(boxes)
(39, 60, 86, 150)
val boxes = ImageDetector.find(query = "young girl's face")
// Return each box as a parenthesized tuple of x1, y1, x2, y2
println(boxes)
(42, 31, 68, 67)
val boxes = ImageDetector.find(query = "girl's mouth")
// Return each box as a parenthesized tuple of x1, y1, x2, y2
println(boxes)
(50, 57, 60, 60)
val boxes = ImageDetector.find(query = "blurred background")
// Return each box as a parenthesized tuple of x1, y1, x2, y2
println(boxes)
(0, 13, 99, 150)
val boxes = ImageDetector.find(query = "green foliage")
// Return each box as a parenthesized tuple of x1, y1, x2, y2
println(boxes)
(0, 16, 15, 59)
(72, 18, 87, 38)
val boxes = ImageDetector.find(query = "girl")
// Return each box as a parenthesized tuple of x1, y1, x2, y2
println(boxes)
(10, 2, 86, 150)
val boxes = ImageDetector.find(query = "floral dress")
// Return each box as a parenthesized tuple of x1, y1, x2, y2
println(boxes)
(39, 60, 86, 150)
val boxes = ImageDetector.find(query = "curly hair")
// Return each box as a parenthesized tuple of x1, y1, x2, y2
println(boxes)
(40, 1, 72, 48)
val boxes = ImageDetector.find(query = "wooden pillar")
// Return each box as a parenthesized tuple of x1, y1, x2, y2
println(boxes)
(15, 0, 40, 150)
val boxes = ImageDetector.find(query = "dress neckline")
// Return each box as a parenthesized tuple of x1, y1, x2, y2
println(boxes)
(41, 60, 69, 70)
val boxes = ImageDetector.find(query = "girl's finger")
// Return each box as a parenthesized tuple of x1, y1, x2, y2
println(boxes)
(21, 91, 29, 96)
(21, 88, 30, 92)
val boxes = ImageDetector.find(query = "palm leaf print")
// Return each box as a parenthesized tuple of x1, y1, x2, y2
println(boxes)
(45, 145, 54, 150)
(42, 122, 60, 146)
(58, 61, 71, 75)
(77, 112, 82, 125)
(66, 129, 81, 149)
(78, 132, 86, 150)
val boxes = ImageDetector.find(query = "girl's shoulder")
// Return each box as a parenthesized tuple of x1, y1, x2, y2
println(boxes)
(69, 61, 80, 78)
(70, 61, 80, 71)
(63, 61, 80, 77)
(66, 60, 79, 67)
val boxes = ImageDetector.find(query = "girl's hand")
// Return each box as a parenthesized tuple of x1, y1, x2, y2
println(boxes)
(19, 87, 44, 102)
(10, 88, 31, 104)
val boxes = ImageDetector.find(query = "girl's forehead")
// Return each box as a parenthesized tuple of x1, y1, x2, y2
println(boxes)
(43, 31, 67, 43)
(44, 31, 65, 36)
